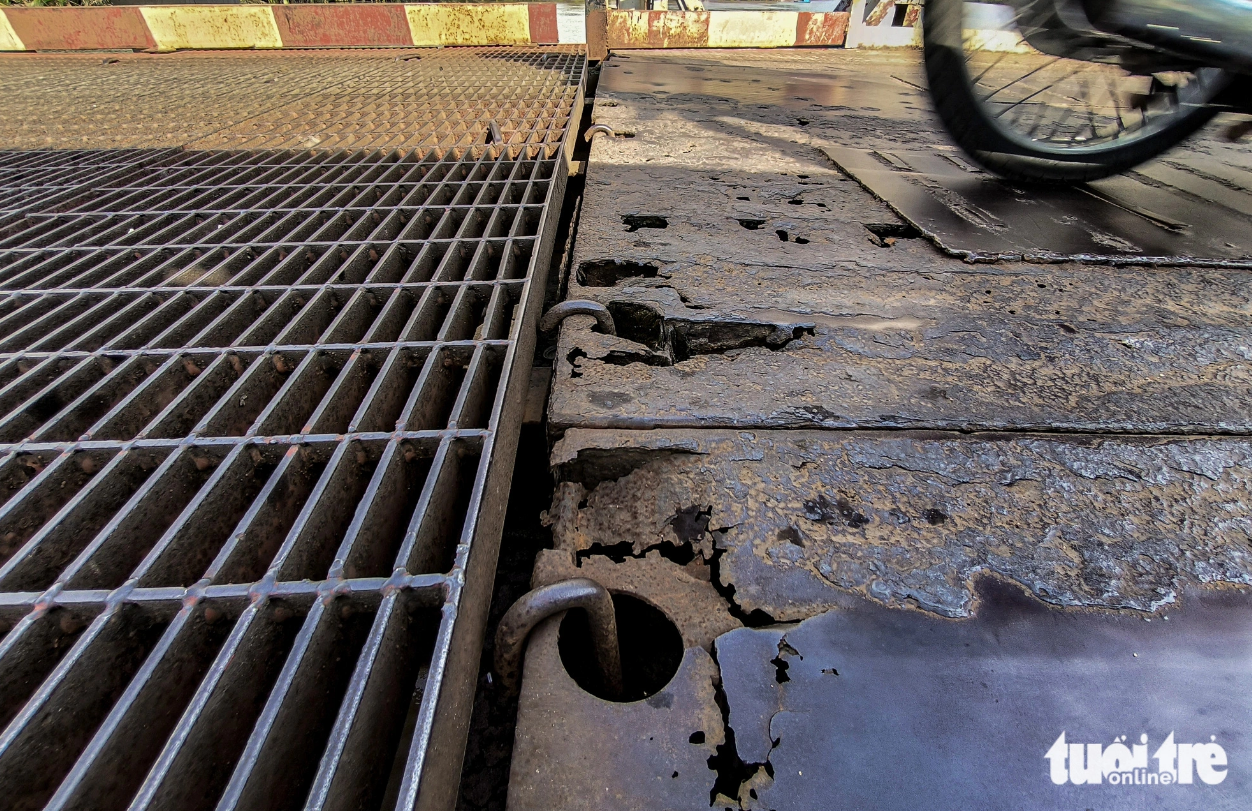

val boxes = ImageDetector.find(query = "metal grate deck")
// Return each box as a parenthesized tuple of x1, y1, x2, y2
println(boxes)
(0, 47, 584, 811)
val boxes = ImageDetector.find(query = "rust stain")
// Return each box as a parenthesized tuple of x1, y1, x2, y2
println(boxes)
(4, 8, 156, 52)
(606, 10, 710, 49)
(796, 11, 850, 46)
(406, 4, 531, 47)
(549, 429, 1252, 621)
(140, 6, 282, 51)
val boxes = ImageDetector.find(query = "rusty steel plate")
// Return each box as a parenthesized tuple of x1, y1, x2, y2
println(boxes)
(824, 146, 1252, 266)
(597, 49, 927, 121)
(526, 47, 1252, 811)
(0, 46, 584, 811)
(547, 428, 1252, 622)
(717, 582, 1252, 811)
(547, 49, 1252, 435)
(533, 426, 1252, 809)
(505, 549, 738, 811)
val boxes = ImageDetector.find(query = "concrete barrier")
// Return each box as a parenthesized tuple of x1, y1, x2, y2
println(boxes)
(0, 3, 899, 54)
(0, 3, 562, 52)
(599, 10, 848, 50)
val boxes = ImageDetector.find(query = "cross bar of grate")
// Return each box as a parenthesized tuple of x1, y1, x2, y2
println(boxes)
(0, 46, 585, 811)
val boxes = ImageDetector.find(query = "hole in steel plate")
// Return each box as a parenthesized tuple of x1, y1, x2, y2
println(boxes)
(621, 214, 669, 232)
(576, 259, 659, 287)
(606, 301, 666, 350)
(865, 221, 921, 246)
(558, 593, 683, 702)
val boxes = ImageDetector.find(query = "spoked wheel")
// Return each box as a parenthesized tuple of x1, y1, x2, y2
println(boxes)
(923, 0, 1229, 182)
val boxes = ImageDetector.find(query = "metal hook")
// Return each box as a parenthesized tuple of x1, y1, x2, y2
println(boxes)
(539, 300, 616, 335)
(584, 124, 615, 141)
(494, 577, 623, 699)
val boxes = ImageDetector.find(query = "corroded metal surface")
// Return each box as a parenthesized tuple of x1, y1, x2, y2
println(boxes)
(530, 549, 741, 650)
(524, 47, 1252, 811)
(0, 48, 582, 152)
(506, 550, 738, 811)
(826, 145, 1252, 265)
(0, 47, 584, 811)
(717, 582, 1252, 810)
(494, 577, 623, 698)
(547, 50, 1252, 433)
(602, 10, 851, 49)
(506, 622, 724, 811)
(549, 428, 1252, 620)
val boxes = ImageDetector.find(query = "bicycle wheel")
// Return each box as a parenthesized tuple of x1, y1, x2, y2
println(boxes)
(923, 0, 1228, 182)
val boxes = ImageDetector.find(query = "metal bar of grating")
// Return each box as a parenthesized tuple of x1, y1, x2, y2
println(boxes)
(0, 47, 585, 811)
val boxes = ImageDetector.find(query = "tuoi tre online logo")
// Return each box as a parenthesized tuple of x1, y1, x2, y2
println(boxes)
(1045, 732, 1228, 786)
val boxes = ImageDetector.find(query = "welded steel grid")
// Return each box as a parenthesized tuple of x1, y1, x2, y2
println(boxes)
(194, 50, 583, 153)
(0, 52, 387, 153)
(0, 46, 584, 811)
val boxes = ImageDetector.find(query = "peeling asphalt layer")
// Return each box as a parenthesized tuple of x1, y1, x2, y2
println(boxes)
(509, 49, 1252, 811)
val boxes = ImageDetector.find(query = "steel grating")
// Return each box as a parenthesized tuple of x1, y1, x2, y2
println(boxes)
(0, 46, 584, 811)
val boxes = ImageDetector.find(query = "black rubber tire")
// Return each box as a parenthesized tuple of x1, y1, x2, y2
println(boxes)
(922, 0, 1223, 183)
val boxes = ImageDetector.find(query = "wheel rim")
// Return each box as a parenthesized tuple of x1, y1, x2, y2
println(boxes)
(959, 2, 1224, 158)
